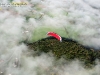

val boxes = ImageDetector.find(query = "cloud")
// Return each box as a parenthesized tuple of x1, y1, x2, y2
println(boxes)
(0, 0, 100, 75)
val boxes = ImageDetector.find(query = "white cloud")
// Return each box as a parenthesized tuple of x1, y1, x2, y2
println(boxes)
(0, 0, 100, 75)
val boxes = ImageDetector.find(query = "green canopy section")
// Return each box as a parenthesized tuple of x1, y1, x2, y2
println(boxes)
(27, 37, 100, 68)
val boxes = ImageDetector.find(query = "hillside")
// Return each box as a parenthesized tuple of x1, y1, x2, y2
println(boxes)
(26, 37, 100, 68)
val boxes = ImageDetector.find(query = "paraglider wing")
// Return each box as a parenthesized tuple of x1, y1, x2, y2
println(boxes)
(47, 32, 62, 42)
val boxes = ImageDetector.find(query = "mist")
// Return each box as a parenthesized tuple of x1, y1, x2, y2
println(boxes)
(0, 0, 100, 75)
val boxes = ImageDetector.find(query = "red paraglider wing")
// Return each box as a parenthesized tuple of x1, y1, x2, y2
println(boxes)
(47, 32, 62, 42)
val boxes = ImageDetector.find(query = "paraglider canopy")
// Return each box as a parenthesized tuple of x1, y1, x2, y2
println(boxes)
(47, 32, 62, 42)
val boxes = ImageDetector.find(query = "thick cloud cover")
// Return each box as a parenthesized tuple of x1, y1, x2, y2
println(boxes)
(0, 0, 100, 75)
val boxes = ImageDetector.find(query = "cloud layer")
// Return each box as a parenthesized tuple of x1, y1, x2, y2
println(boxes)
(0, 0, 100, 75)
